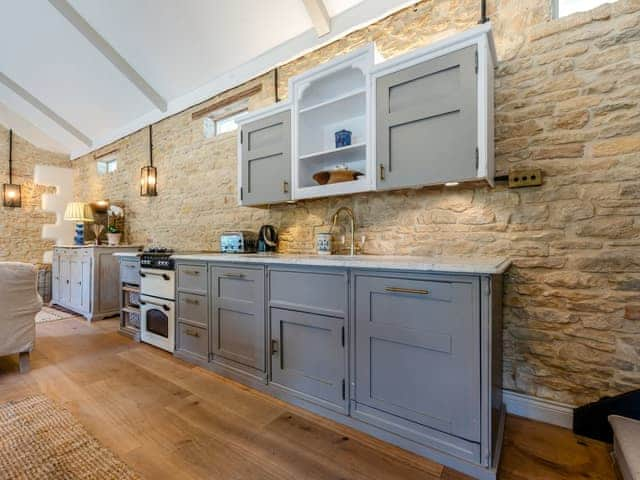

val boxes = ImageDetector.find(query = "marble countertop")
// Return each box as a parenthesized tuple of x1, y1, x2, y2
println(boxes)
(170, 253, 511, 274)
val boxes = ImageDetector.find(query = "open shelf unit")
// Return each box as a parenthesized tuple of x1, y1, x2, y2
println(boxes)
(291, 44, 378, 199)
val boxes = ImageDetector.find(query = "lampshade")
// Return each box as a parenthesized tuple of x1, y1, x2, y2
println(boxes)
(64, 202, 94, 222)
(3, 183, 21, 208)
(140, 165, 157, 196)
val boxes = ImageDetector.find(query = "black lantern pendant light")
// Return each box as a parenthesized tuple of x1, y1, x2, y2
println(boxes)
(140, 124, 157, 196)
(3, 129, 21, 208)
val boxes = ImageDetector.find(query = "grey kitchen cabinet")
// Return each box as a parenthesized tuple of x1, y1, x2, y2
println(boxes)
(176, 261, 209, 362)
(375, 45, 478, 190)
(52, 246, 139, 321)
(268, 266, 348, 412)
(210, 264, 266, 378)
(239, 104, 292, 206)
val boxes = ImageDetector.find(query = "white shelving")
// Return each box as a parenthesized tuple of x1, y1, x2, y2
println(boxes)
(291, 44, 378, 200)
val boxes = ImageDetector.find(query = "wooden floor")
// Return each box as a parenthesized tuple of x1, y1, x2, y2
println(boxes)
(0, 317, 616, 480)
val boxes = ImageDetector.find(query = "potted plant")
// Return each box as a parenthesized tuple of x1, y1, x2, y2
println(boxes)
(107, 205, 124, 246)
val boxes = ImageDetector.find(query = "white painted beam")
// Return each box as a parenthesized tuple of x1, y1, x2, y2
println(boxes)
(0, 72, 92, 147)
(48, 0, 168, 112)
(302, 0, 331, 36)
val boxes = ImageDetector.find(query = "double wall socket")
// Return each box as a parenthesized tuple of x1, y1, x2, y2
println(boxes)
(508, 169, 542, 188)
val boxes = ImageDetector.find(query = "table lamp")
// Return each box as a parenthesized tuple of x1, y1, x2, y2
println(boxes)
(64, 202, 94, 245)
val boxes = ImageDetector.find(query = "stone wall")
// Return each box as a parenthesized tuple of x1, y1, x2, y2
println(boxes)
(73, 0, 640, 404)
(0, 125, 71, 263)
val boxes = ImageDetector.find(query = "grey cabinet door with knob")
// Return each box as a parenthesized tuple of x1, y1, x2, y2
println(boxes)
(376, 45, 478, 189)
(211, 265, 266, 373)
(270, 308, 345, 409)
(353, 272, 481, 443)
(240, 109, 291, 206)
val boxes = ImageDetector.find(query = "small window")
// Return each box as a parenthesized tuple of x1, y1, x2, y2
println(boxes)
(554, 0, 613, 18)
(202, 98, 249, 139)
(96, 153, 117, 175)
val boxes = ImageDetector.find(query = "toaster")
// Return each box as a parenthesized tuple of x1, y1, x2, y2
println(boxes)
(220, 231, 258, 253)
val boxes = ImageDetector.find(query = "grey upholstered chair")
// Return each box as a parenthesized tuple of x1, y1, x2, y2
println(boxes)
(0, 262, 42, 372)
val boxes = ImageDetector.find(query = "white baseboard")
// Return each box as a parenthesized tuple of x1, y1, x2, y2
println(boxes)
(502, 390, 574, 429)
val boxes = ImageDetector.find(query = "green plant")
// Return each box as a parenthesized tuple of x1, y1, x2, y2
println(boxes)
(108, 225, 120, 234)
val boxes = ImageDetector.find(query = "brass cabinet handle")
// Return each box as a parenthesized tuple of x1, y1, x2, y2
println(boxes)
(271, 339, 279, 355)
(384, 286, 429, 295)
(283, 180, 289, 193)
(185, 270, 200, 276)
(379, 164, 385, 181)
(222, 272, 245, 279)
(184, 328, 200, 338)
(184, 298, 200, 305)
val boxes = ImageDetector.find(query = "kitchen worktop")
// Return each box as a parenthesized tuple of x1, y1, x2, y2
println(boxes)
(113, 251, 142, 257)
(58, 245, 143, 249)
(170, 253, 511, 274)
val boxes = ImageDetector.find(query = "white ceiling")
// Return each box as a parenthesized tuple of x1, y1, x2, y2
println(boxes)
(0, 0, 414, 158)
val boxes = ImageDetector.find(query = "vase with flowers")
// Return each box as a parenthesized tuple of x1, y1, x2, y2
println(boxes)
(107, 205, 124, 246)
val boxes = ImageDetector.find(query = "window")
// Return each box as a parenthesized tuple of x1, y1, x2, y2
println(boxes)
(554, 0, 613, 18)
(96, 153, 117, 175)
(202, 99, 249, 139)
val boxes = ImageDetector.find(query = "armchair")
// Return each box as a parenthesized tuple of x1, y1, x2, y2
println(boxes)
(0, 262, 42, 372)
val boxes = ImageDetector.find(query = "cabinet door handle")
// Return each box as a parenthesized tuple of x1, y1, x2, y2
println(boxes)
(139, 299, 171, 311)
(185, 298, 200, 305)
(384, 286, 429, 295)
(184, 270, 200, 276)
(271, 339, 279, 355)
(379, 164, 385, 181)
(184, 328, 200, 338)
(283, 180, 289, 194)
(222, 272, 245, 279)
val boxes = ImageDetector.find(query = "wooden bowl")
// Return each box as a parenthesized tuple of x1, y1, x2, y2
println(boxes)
(313, 169, 363, 185)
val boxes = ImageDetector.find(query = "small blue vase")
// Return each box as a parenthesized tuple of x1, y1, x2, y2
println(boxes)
(335, 130, 352, 148)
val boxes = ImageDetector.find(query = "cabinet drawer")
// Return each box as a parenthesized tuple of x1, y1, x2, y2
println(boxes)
(269, 268, 347, 316)
(178, 292, 207, 327)
(120, 260, 140, 285)
(177, 264, 207, 293)
(177, 322, 208, 360)
(353, 272, 481, 442)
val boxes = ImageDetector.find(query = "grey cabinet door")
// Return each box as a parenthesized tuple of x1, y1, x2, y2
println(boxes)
(69, 258, 84, 310)
(354, 273, 481, 442)
(270, 308, 345, 408)
(211, 265, 265, 372)
(241, 110, 291, 206)
(81, 257, 92, 311)
(51, 253, 61, 303)
(376, 45, 478, 189)
(59, 255, 70, 303)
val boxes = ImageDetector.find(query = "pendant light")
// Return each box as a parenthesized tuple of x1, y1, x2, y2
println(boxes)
(3, 129, 21, 208)
(140, 124, 157, 196)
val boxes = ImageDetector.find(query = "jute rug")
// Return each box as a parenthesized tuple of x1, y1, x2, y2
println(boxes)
(0, 395, 139, 480)
(35, 306, 77, 324)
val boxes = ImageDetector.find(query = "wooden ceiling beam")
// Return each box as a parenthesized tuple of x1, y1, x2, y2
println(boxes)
(302, 0, 331, 37)
(0, 71, 92, 147)
(48, 0, 168, 112)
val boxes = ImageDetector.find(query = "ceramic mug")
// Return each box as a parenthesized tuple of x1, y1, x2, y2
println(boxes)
(316, 232, 333, 255)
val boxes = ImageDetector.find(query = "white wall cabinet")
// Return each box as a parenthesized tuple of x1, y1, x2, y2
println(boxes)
(236, 23, 496, 205)
(52, 246, 139, 321)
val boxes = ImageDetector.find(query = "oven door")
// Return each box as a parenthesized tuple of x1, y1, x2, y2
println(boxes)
(140, 268, 175, 300)
(140, 294, 175, 352)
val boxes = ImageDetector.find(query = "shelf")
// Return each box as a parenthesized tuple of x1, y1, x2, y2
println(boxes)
(299, 142, 366, 162)
(298, 89, 365, 114)
(295, 176, 371, 200)
(122, 285, 140, 293)
(122, 306, 140, 314)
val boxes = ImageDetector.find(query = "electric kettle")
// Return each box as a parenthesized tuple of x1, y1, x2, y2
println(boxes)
(257, 225, 278, 252)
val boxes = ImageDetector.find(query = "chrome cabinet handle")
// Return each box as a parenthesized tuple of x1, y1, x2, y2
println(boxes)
(271, 339, 279, 355)
(384, 286, 429, 295)
(222, 273, 245, 279)
(283, 180, 289, 193)
(184, 328, 200, 338)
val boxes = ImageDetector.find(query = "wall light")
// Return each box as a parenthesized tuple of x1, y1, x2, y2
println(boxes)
(3, 130, 21, 208)
(140, 124, 158, 197)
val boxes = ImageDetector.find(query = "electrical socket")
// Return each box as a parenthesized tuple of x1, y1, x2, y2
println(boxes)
(508, 169, 542, 188)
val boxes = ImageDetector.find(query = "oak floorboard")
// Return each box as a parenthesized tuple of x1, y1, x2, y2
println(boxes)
(0, 317, 618, 480)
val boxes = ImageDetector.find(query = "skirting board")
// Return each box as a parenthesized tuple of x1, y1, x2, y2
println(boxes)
(502, 389, 574, 429)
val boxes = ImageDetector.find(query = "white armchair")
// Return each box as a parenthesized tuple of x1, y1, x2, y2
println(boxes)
(0, 262, 42, 372)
